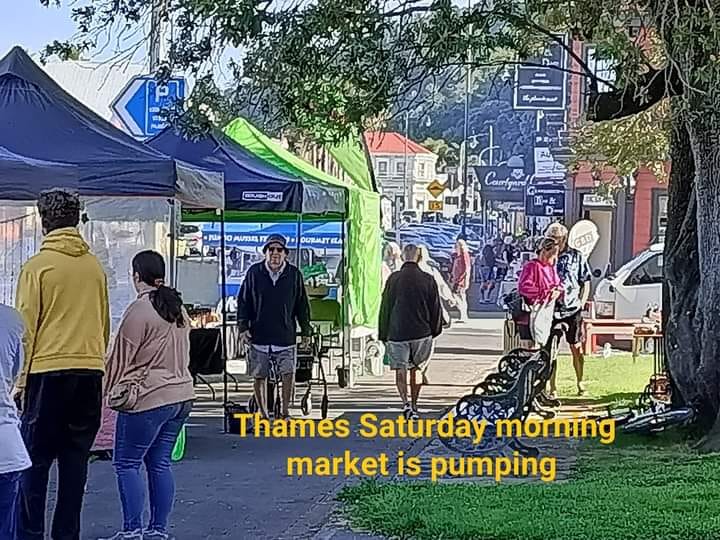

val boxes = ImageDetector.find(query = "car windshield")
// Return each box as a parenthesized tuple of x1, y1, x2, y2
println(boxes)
(613, 249, 656, 277)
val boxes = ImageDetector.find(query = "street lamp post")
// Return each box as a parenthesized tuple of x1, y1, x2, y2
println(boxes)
(403, 111, 410, 213)
(460, 72, 472, 240)
(460, 0, 473, 240)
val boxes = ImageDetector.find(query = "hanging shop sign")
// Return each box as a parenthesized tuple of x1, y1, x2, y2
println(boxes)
(513, 37, 568, 111)
(525, 181, 565, 217)
(474, 164, 532, 203)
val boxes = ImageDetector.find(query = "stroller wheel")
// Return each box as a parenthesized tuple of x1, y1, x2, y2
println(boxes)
(321, 394, 329, 419)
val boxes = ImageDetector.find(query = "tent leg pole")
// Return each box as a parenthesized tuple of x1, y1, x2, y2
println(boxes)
(295, 214, 302, 266)
(220, 210, 229, 434)
(168, 201, 177, 287)
(341, 218, 348, 378)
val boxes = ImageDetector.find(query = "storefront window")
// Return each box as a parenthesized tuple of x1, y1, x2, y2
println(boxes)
(585, 46, 615, 95)
(654, 193, 668, 242)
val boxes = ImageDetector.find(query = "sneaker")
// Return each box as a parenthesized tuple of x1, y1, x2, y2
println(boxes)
(402, 403, 413, 419)
(577, 383, 588, 397)
(98, 530, 143, 540)
(408, 408, 420, 420)
(143, 530, 170, 540)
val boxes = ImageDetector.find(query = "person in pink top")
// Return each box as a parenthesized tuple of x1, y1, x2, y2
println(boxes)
(450, 239, 472, 323)
(516, 237, 563, 348)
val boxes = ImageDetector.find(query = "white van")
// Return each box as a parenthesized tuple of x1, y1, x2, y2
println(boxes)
(593, 244, 663, 320)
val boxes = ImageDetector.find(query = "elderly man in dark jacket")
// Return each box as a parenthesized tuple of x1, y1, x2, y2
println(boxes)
(379, 244, 443, 419)
(237, 234, 312, 420)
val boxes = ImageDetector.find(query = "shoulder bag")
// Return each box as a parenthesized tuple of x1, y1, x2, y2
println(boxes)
(107, 366, 150, 412)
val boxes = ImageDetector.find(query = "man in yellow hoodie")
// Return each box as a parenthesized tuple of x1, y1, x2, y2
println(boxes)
(15, 189, 110, 540)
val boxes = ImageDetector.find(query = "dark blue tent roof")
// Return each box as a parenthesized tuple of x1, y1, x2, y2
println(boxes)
(0, 145, 80, 200)
(147, 127, 344, 214)
(0, 47, 222, 207)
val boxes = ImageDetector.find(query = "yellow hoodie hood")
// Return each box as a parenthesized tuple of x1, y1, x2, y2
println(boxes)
(15, 227, 110, 387)
(40, 227, 91, 257)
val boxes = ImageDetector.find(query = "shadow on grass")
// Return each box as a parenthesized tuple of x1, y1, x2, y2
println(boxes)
(560, 392, 640, 407)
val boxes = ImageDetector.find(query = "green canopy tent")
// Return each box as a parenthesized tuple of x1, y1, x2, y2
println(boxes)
(224, 118, 382, 332)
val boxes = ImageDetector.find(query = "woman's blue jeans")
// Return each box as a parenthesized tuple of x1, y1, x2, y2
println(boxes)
(0, 470, 21, 539)
(113, 401, 192, 533)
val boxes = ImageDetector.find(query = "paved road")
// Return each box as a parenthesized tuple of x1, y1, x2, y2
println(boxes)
(63, 318, 503, 539)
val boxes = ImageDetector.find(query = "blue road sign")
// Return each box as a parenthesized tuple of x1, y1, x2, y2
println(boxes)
(513, 37, 567, 111)
(112, 76, 185, 138)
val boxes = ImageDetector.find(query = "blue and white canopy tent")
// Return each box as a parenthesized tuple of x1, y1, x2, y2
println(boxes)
(0, 47, 223, 323)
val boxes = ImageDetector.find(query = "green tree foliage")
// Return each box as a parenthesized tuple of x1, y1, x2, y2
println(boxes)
(42, 0, 720, 444)
(571, 101, 670, 182)
(419, 137, 459, 170)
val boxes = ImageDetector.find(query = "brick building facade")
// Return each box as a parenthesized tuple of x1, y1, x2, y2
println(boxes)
(566, 39, 668, 271)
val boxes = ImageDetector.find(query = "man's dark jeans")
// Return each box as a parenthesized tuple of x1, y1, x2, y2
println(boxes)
(17, 369, 102, 540)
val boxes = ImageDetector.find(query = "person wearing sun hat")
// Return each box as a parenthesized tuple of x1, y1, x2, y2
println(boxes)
(237, 233, 312, 420)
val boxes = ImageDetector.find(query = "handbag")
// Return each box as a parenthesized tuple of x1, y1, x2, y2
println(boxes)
(107, 368, 149, 412)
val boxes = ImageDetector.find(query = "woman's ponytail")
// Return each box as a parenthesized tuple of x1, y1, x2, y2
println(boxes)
(132, 250, 186, 327)
(149, 286, 186, 327)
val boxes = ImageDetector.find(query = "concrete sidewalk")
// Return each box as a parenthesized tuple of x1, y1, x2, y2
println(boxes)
(71, 319, 503, 540)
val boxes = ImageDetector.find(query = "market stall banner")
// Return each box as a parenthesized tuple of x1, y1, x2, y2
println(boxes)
(202, 223, 342, 251)
(474, 165, 532, 203)
(203, 231, 341, 250)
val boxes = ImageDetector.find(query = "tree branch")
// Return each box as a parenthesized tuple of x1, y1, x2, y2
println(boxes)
(586, 66, 683, 121)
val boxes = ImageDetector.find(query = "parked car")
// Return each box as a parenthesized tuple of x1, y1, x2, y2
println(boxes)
(421, 211, 448, 223)
(401, 210, 420, 223)
(593, 244, 663, 320)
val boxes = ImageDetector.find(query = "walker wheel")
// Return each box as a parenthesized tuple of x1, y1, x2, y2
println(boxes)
(321, 394, 329, 419)
(300, 393, 310, 416)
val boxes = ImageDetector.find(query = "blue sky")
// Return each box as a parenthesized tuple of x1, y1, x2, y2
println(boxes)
(0, 2, 237, 84)
(0, 2, 77, 57)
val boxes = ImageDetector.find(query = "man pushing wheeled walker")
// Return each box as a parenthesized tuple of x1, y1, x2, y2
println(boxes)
(237, 234, 312, 420)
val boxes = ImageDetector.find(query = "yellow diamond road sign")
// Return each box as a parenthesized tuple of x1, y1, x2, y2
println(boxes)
(427, 180, 445, 199)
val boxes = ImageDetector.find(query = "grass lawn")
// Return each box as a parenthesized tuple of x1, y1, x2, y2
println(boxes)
(555, 352, 654, 407)
(339, 354, 714, 540)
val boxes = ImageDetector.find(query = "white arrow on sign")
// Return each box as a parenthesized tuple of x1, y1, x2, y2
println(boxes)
(113, 78, 146, 137)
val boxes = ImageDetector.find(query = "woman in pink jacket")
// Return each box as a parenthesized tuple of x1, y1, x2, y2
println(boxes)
(450, 239, 472, 323)
(516, 237, 562, 348)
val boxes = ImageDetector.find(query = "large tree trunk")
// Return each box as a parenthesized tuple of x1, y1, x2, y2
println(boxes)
(663, 113, 702, 412)
(684, 109, 720, 449)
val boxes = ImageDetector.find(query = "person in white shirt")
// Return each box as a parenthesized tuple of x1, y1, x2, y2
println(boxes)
(0, 303, 31, 538)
